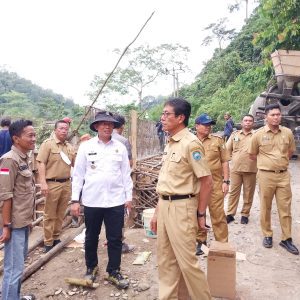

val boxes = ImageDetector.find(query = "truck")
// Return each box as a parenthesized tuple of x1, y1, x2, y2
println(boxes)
(249, 49, 300, 155)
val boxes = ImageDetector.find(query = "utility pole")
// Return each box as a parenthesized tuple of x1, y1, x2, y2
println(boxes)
(165, 67, 184, 97)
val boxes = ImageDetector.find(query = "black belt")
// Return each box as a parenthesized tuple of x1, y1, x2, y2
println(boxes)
(260, 169, 287, 173)
(161, 194, 195, 201)
(47, 178, 70, 183)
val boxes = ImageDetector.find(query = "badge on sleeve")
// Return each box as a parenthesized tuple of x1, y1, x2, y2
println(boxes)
(192, 151, 202, 161)
(0, 168, 10, 175)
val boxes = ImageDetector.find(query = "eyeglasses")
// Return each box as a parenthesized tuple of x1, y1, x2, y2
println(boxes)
(161, 111, 175, 118)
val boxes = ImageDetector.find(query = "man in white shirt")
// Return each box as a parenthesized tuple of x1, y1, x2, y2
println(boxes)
(71, 111, 133, 289)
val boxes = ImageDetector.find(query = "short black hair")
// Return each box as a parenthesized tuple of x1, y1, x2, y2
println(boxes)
(242, 114, 254, 121)
(113, 114, 126, 128)
(1, 117, 11, 127)
(55, 120, 69, 129)
(265, 103, 281, 114)
(164, 97, 191, 127)
(9, 119, 33, 142)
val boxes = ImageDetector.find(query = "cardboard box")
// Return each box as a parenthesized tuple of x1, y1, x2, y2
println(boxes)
(207, 241, 236, 299)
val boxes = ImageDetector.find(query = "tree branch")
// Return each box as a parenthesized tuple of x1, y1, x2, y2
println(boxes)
(71, 11, 155, 137)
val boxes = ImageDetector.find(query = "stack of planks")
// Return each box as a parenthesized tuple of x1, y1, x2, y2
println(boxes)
(132, 154, 162, 227)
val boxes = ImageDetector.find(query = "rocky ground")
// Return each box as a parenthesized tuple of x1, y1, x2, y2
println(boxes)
(3, 161, 300, 299)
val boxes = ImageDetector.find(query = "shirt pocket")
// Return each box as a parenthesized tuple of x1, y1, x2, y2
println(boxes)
(260, 140, 273, 152)
(50, 150, 61, 161)
(18, 169, 33, 192)
(280, 138, 289, 154)
(111, 154, 123, 172)
(168, 153, 181, 174)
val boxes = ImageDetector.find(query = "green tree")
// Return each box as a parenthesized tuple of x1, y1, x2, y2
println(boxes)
(253, 0, 300, 57)
(90, 44, 190, 107)
(202, 18, 237, 50)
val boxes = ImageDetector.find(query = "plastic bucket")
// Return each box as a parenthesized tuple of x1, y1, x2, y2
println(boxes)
(142, 208, 157, 238)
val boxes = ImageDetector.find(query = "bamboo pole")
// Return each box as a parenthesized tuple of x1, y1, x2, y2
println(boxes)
(70, 12, 155, 139)
(22, 224, 85, 282)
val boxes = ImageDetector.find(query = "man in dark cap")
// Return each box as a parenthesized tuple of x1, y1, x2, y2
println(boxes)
(195, 113, 230, 255)
(249, 103, 299, 255)
(71, 111, 133, 289)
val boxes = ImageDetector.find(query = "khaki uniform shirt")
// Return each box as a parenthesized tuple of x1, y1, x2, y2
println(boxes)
(0, 146, 35, 228)
(200, 134, 230, 174)
(156, 128, 211, 195)
(36, 135, 74, 179)
(248, 125, 296, 171)
(226, 130, 257, 173)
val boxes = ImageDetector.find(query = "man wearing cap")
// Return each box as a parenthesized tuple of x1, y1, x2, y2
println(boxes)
(224, 112, 234, 141)
(150, 98, 212, 300)
(195, 113, 230, 255)
(226, 114, 257, 225)
(71, 111, 133, 289)
(36, 120, 75, 253)
(249, 104, 299, 255)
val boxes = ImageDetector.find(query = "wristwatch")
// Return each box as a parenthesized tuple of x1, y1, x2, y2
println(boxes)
(3, 223, 12, 229)
(197, 211, 206, 218)
(223, 180, 230, 185)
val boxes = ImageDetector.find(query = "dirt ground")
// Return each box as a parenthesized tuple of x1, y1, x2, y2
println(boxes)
(7, 160, 300, 299)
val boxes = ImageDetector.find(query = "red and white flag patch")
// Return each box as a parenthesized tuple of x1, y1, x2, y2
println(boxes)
(0, 168, 10, 175)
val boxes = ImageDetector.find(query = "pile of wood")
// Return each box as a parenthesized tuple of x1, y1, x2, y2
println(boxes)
(132, 154, 162, 227)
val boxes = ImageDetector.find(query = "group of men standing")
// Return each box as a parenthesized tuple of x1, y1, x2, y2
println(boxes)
(0, 98, 299, 300)
(150, 99, 299, 300)
(0, 112, 133, 299)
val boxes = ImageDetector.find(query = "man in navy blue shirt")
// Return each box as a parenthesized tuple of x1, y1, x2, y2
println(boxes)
(224, 112, 234, 141)
(0, 118, 12, 157)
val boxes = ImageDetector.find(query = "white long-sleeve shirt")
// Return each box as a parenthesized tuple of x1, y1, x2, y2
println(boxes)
(72, 136, 133, 207)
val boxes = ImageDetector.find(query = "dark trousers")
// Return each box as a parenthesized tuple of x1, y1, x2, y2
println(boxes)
(84, 204, 124, 274)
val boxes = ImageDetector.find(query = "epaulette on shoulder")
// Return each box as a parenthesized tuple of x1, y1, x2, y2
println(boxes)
(0, 151, 13, 160)
(211, 133, 223, 139)
(253, 127, 264, 133)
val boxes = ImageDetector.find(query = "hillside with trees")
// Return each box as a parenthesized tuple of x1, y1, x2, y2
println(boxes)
(176, 0, 300, 129)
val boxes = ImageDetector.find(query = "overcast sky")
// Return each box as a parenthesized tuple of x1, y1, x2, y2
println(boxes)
(0, 0, 258, 107)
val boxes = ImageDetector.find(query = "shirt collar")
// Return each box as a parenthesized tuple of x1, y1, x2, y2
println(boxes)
(170, 127, 189, 142)
(53, 134, 66, 145)
(11, 145, 28, 159)
(97, 136, 113, 145)
(264, 124, 282, 132)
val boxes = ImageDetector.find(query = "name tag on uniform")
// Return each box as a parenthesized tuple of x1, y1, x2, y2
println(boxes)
(234, 136, 239, 142)
(19, 165, 29, 171)
(60, 151, 71, 165)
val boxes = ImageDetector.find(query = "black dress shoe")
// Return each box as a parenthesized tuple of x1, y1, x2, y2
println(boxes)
(263, 237, 273, 248)
(241, 216, 249, 224)
(279, 238, 299, 255)
(53, 239, 61, 246)
(226, 215, 235, 224)
(43, 245, 53, 253)
(196, 241, 207, 256)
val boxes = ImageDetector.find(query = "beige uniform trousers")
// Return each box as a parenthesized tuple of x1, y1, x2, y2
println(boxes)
(44, 181, 71, 246)
(227, 172, 256, 217)
(197, 172, 228, 243)
(157, 197, 211, 300)
(257, 170, 292, 240)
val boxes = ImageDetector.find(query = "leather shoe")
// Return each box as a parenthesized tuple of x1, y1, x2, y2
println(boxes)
(43, 245, 53, 253)
(263, 237, 273, 248)
(196, 241, 206, 256)
(241, 216, 248, 224)
(226, 215, 235, 224)
(53, 239, 61, 246)
(279, 238, 299, 255)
